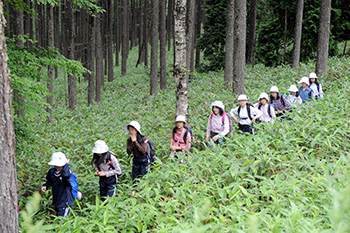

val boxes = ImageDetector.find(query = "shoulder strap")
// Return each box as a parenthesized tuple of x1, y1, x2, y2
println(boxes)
(50, 168, 54, 178)
(267, 104, 272, 118)
(106, 152, 115, 170)
(210, 113, 214, 118)
(280, 95, 285, 107)
(247, 104, 253, 121)
(238, 106, 241, 116)
(258, 104, 262, 110)
(317, 83, 320, 94)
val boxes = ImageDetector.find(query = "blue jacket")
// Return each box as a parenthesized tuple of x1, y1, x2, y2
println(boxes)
(299, 87, 314, 103)
(43, 163, 74, 208)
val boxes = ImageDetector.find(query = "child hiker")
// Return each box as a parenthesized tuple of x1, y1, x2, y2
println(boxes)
(126, 121, 150, 182)
(254, 92, 276, 124)
(230, 94, 262, 134)
(287, 85, 302, 107)
(269, 86, 291, 118)
(91, 140, 122, 201)
(170, 115, 192, 157)
(298, 77, 314, 103)
(206, 101, 231, 144)
(41, 152, 75, 217)
(309, 72, 324, 100)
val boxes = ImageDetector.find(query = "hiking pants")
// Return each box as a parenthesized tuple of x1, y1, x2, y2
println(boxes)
(99, 176, 117, 200)
(56, 206, 70, 217)
(238, 124, 252, 134)
(132, 156, 149, 181)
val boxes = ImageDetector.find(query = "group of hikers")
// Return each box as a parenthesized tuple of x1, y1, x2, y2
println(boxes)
(41, 72, 323, 218)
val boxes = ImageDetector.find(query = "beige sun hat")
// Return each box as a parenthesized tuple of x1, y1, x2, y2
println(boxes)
(269, 86, 279, 93)
(92, 140, 109, 154)
(210, 101, 225, 111)
(175, 115, 187, 124)
(288, 85, 299, 92)
(298, 77, 310, 85)
(125, 121, 142, 135)
(258, 92, 269, 101)
(238, 94, 248, 101)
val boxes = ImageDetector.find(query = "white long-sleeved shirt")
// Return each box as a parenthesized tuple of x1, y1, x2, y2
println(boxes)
(288, 95, 302, 107)
(310, 83, 324, 99)
(206, 113, 230, 139)
(230, 105, 262, 125)
(253, 103, 276, 123)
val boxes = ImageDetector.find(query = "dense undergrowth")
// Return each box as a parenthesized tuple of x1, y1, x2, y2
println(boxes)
(16, 49, 350, 232)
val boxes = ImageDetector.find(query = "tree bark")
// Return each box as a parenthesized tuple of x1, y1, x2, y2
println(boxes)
(316, 0, 332, 77)
(186, 0, 195, 80)
(122, 0, 129, 74)
(159, 0, 167, 89)
(292, 0, 304, 68)
(47, 4, 54, 123)
(0, 2, 19, 232)
(232, 0, 246, 95)
(174, 0, 188, 118)
(167, 0, 174, 51)
(137, 0, 145, 66)
(66, 0, 77, 110)
(107, 0, 114, 82)
(96, 11, 103, 103)
(87, 13, 96, 105)
(150, 0, 159, 95)
(282, 8, 288, 64)
(224, 0, 234, 88)
(246, 0, 257, 66)
(143, 0, 149, 66)
(194, 0, 201, 69)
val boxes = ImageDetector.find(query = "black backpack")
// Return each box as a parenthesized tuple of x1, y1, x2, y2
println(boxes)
(258, 103, 272, 118)
(299, 87, 314, 99)
(146, 140, 157, 163)
(237, 104, 253, 121)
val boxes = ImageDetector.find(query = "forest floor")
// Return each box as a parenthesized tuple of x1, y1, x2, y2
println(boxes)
(16, 49, 350, 232)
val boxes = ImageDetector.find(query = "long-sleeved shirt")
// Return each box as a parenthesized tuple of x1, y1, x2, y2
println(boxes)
(288, 95, 303, 107)
(270, 95, 291, 111)
(230, 105, 262, 125)
(93, 152, 122, 177)
(253, 103, 276, 123)
(127, 136, 148, 158)
(42, 163, 74, 208)
(299, 87, 314, 103)
(171, 128, 191, 151)
(310, 83, 324, 99)
(206, 113, 230, 139)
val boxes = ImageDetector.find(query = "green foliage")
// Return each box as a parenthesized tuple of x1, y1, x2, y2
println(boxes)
(7, 36, 89, 121)
(16, 45, 350, 232)
(197, 0, 227, 72)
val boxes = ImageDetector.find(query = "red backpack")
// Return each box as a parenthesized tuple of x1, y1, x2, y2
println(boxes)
(210, 112, 233, 132)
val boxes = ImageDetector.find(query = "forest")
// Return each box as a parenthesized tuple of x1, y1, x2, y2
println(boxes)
(0, 0, 350, 232)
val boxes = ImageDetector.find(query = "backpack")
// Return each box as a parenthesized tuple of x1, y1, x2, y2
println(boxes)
(172, 125, 194, 147)
(299, 87, 314, 99)
(50, 168, 79, 199)
(146, 140, 157, 163)
(258, 103, 272, 118)
(238, 104, 253, 121)
(210, 112, 233, 132)
(280, 94, 288, 107)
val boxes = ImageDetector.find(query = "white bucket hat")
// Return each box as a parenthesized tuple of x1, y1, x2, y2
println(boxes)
(238, 94, 248, 101)
(92, 140, 109, 154)
(309, 72, 318, 79)
(210, 101, 225, 111)
(258, 92, 269, 101)
(175, 115, 187, 124)
(48, 152, 67, 167)
(125, 121, 142, 135)
(298, 77, 310, 85)
(269, 86, 279, 93)
(288, 85, 299, 92)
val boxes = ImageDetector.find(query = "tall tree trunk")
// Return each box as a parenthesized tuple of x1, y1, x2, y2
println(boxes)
(88, 14, 96, 105)
(246, 0, 257, 66)
(159, 0, 167, 89)
(24, 0, 32, 46)
(194, 0, 201, 69)
(186, 0, 195, 80)
(316, 0, 332, 77)
(0, 2, 19, 231)
(150, 0, 159, 95)
(122, 0, 129, 74)
(137, 0, 145, 66)
(232, 0, 246, 95)
(282, 8, 288, 64)
(224, 0, 234, 88)
(60, 1, 66, 56)
(47, 4, 54, 123)
(292, 0, 304, 68)
(66, 0, 77, 110)
(167, 0, 174, 51)
(115, 0, 121, 67)
(143, 0, 149, 66)
(130, 0, 136, 48)
(95, 12, 103, 103)
(107, 0, 114, 82)
(174, 0, 188, 118)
